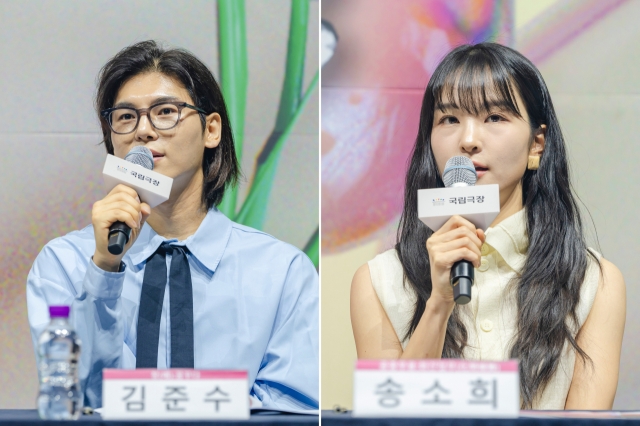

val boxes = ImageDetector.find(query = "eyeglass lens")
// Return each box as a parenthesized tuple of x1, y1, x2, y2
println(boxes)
(109, 103, 181, 133)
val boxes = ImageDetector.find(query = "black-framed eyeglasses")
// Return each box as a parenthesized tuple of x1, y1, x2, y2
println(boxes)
(100, 101, 208, 135)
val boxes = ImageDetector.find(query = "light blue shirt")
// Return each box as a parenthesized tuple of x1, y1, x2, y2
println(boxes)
(26, 208, 319, 411)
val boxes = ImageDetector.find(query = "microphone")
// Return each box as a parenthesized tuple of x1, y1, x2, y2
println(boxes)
(417, 159, 500, 304)
(107, 146, 154, 255)
(442, 156, 477, 305)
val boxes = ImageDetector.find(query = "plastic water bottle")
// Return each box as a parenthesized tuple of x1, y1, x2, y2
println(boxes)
(37, 306, 82, 420)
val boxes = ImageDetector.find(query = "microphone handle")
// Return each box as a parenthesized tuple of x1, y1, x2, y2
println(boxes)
(108, 221, 131, 255)
(450, 260, 474, 305)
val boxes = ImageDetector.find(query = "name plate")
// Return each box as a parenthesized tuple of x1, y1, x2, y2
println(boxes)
(353, 359, 519, 418)
(102, 369, 249, 420)
(418, 184, 500, 231)
(103, 154, 173, 208)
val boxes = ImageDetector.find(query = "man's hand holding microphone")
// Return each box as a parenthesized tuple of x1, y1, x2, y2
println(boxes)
(92, 184, 151, 272)
(91, 146, 162, 272)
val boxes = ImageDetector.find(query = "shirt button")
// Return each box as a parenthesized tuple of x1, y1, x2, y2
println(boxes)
(478, 258, 489, 272)
(481, 319, 493, 332)
(481, 243, 490, 256)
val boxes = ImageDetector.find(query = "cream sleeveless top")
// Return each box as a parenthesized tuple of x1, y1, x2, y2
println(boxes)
(368, 209, 601, 409)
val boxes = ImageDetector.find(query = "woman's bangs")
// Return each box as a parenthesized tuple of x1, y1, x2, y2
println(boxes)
(433, 56, 521, 118)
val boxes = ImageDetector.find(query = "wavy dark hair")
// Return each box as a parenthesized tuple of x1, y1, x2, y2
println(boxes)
(95, 40, 239, 209)
(396, 42, 598, 408)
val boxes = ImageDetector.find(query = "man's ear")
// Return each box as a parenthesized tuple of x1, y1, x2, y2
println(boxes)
(530, 124, 546, 156)
(204, 113, 222, 149)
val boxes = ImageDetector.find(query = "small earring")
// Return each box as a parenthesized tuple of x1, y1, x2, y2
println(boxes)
(527, 155, 540, 170)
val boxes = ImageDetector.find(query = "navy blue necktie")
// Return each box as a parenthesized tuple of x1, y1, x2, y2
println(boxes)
(136, 243, 195, 368)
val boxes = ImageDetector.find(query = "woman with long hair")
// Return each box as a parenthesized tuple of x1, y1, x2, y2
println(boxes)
(350, 43, 625, 409)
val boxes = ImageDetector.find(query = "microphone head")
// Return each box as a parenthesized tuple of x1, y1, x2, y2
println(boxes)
(442, 156, 477, 187)
(124, 146, 154, 170)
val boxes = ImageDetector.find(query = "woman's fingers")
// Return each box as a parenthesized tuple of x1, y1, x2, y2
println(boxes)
(436, 215, 478, 236)
(426, 215, 485, 302)
(476, 228, 486, 244)
(433, 225, 483, 247)
(430, 238, 482, 268)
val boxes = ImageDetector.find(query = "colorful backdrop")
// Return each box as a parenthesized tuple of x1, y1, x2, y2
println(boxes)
(0, 0, 318, 408)
(321, 0, 640, 409)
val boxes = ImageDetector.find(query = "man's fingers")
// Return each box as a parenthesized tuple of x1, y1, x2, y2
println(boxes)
(101, 192, 142, 211)
(94, 204, 141, 230)
(107, 210, 139, 230)
(140, 203, 151, 226)
(108, 184, 140, 199)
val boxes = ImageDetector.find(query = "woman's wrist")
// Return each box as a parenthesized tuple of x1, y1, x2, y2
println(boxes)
(426, 292, 455, 318)
(402, 292, 455, 359)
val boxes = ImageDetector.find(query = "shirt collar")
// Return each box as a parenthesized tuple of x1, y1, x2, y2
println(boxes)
(127, 207, 233, 273)
(483, 208, 529, 272)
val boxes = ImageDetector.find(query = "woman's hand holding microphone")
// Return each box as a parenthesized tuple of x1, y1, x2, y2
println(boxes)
(426, 215, 485, 308)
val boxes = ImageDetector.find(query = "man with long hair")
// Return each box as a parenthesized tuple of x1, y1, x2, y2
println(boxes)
(27, 41, 318, 411)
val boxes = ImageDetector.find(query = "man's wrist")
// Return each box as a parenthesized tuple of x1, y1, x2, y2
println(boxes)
(84, 257, 126, 300)
(92, 255, 124, 273)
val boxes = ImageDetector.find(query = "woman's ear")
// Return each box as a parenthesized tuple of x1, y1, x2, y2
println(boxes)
(530, 124, 546, 156)
(204, 112, 222, 149)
